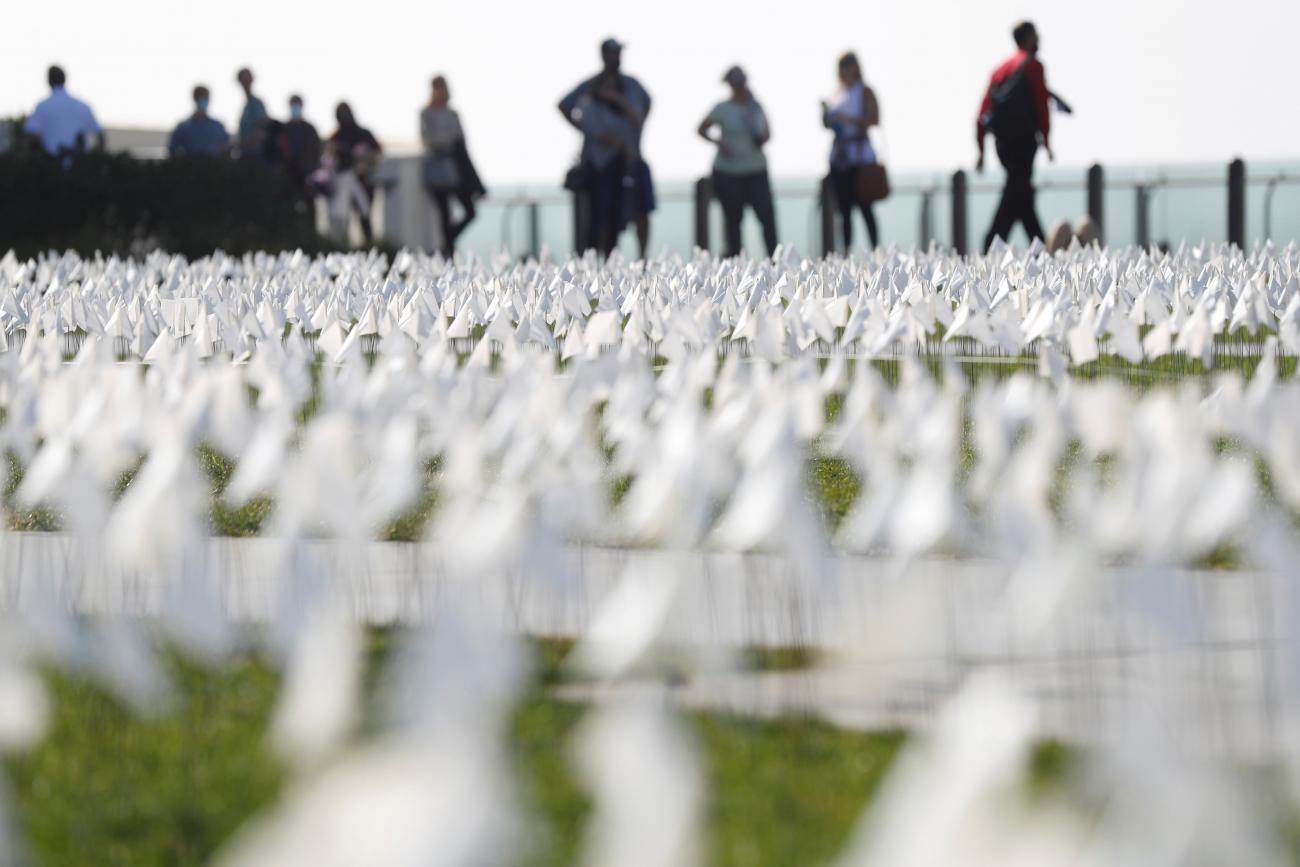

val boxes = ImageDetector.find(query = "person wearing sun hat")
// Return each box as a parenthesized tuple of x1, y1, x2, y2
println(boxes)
(698, 65, 777, 258)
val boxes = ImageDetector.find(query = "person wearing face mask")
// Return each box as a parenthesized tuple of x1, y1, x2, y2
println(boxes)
(420, 75, 486, 257)
(279, 94, 321, 204)
(168, 85, 230, 158)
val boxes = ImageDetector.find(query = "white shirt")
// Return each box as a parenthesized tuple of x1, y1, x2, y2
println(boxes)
(26, 87, 102, 155)
(828, 82, 877, 169)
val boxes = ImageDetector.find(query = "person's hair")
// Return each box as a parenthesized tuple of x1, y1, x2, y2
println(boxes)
(1013, 21, 1037, 48)
(237, 67, 252, 81)
(289, 94, 303, 106)
(193, 85, 210, 102)
(48, 65, 66, 88)
(432, 75, 447, 89)
(336, 101, 353, 124)
(837, 51, 859, 70)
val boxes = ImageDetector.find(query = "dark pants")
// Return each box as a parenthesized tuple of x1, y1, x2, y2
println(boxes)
(712, 170, 778, 258)
(586, 157, 626, 256)
(427, 185, 477, 256)
(984, 139, 1044, 251)
(830, 167, 879, 250)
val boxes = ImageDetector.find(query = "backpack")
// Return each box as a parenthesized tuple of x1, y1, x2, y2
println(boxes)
(985, 61, 1037, 142)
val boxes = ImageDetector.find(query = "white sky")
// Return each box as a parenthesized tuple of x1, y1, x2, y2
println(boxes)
(4, 0, 1298, 185)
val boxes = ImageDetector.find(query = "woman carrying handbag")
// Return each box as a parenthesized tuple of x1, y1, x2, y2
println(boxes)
(822, 51, 888, 251)
(421, 75, 487, 258)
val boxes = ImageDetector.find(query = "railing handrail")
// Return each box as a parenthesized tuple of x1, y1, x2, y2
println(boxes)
(403, 160, 1300, 257)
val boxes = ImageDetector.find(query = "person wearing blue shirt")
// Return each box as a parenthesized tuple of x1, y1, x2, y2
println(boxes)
(168, 85, 230, 158)
(558, 38, 653, 257)
(24, 65, 103, 157)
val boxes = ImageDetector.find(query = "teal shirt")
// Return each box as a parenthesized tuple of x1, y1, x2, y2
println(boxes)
(706, 98, 768, 175)
(239, 95, 268, 153)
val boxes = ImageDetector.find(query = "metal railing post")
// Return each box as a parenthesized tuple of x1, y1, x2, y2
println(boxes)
(694, 177, 712, 253)
(1228, 157, 1246, 249)
(919, 188, 933, 249)
(1135, 184, 1150, 249)
(571, 189, 590, 254)
(820, 176, 837, 257)
(1087, 164, 1105, 245)
(951, 170, 968, 256)
(528, 201, 541, 260)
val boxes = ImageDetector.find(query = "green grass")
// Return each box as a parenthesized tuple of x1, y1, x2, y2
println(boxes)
(0, 633, 1065, 867)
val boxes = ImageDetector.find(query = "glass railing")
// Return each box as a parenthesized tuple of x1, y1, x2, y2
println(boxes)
(374, 157, 1300, 258)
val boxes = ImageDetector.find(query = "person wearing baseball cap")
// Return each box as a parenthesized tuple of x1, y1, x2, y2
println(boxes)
(698, 65, 778, 258)
(558, 37, 654, 257)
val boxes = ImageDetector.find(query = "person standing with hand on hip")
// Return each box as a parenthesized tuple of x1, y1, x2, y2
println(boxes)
(699, 65, 777, 258)
(977, 20, 1053, 251)
(421, 75, 486, 258)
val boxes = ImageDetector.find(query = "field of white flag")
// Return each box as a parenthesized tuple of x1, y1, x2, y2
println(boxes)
(3, 241, 1300, 865)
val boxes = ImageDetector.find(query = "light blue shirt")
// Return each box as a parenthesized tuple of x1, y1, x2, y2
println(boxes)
(559, 74, 650, 169)
(25, 87, 102, 155)
(169, 115, 229, 157)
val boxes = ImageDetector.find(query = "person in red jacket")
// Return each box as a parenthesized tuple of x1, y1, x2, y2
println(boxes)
(977, 21, 1051, 252)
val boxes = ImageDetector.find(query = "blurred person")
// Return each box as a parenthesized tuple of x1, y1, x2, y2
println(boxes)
(168, 85, 230, 158)
(420, 75, 486, 257)
(558, 37, 652, 257)
(1045, 218, 1073, 253)
(327, 102, 382, 246)
(698, 65, 777, 258)
(1046, 215, 1102, 252)
(25, 65, 103, 158)
(278, 94, 321, 203)
(977, 20, 1052, 251)
(236, 67, 270, 160)
(822, 51, 881, 250)
(1075, 215, 1099, 246)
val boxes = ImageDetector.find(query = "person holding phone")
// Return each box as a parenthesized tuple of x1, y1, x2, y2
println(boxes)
(821, 51, 881, 250)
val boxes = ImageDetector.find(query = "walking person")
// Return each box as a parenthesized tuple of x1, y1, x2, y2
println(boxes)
(558, 37, 652, 257)
(822, 52, 881, 251)
(977, 21, 1052, 251)
(420, 75, 486, 257)
(168, 85, 230, 158)
(327, 102, 382, 246)
(698, 65, 777, 258)
(236, 67, 270, 160)
(24, 65, 103, 158)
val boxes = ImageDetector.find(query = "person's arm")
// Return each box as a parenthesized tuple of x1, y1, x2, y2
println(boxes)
(557, 81, 588, 131)
(168, 126, 181, 158)
(975, 82, 992, 171)
(1026, 59, 1052, 159)
(419, 109, 432, 153)
(697, 108, 732, 157)
(607, 80, 648, 129)
(753, 104, 771, 146)
(86, 107, 105, 151)
(696, 115, 715, 144)
(862, 87, 879, 129)
(23, 110, 45, 153)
